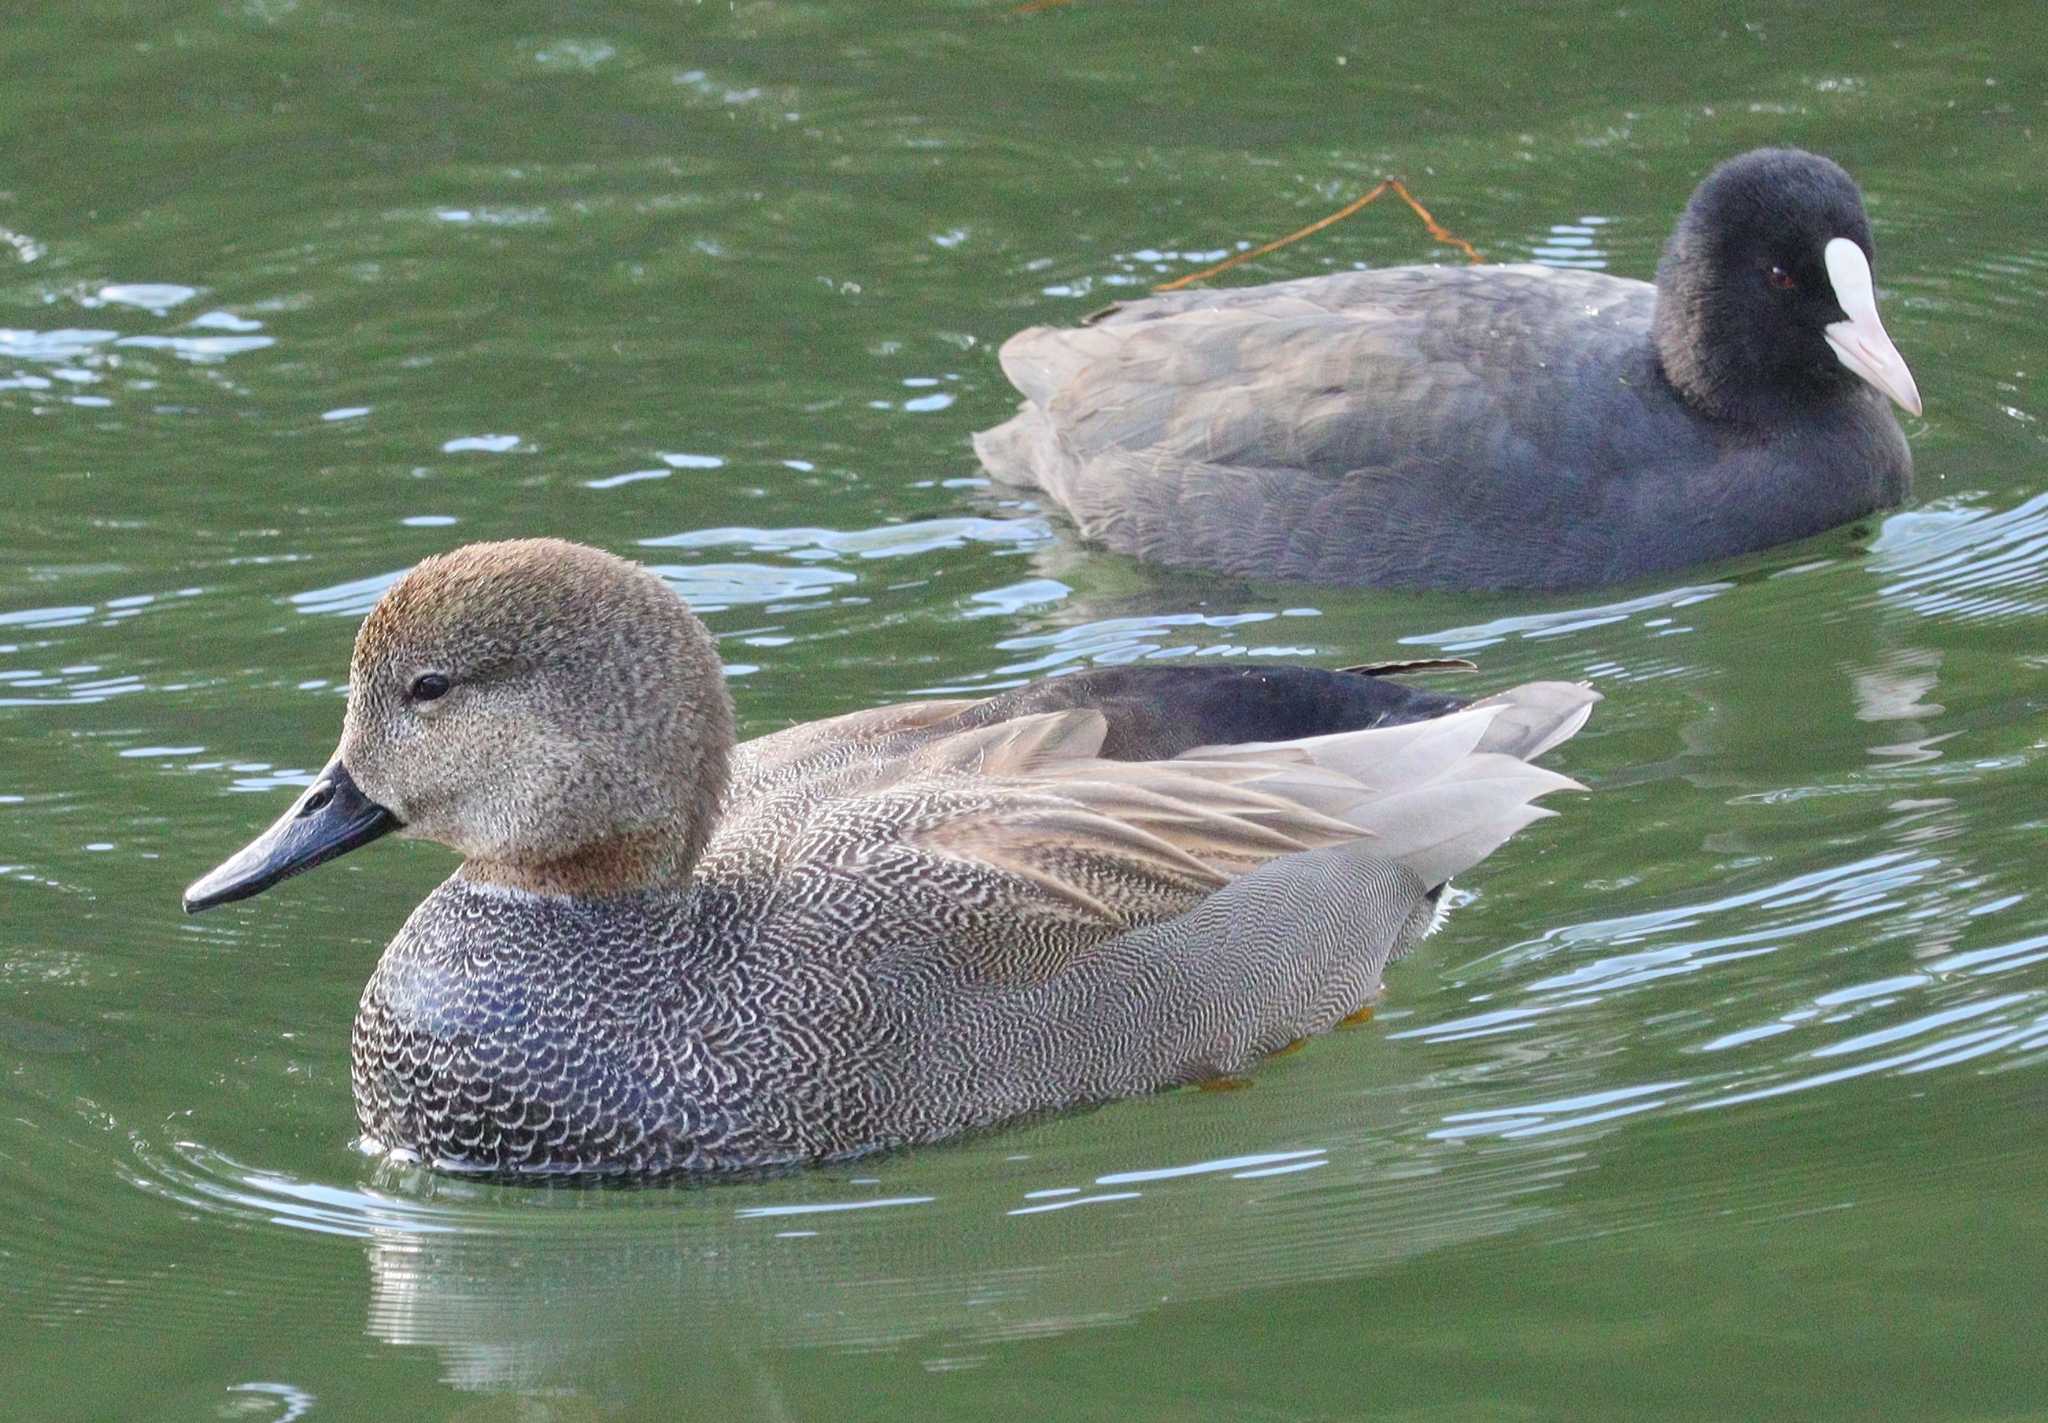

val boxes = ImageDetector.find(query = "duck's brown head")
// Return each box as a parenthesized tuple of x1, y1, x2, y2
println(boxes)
(184, 538, 734, 911)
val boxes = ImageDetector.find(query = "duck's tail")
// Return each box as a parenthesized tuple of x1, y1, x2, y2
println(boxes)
(1175, 680, 1597, 888)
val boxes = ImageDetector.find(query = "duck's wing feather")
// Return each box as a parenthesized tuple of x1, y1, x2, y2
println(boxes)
(728, 699, 980, 802)
(947, 662, 1469, 760)
(730, 681, 1594, 982)
(727, 663, 1471, 805)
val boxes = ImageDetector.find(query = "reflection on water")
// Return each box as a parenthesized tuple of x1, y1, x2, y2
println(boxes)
(111, 1118, 1572, 1392)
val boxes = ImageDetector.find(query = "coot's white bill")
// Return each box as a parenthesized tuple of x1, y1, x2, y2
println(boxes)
(1823, 236, 1922, 417)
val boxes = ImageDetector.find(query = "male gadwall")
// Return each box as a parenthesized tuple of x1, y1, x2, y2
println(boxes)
(976, 148, 1921, 591)
(185, 539, 1597, 1176)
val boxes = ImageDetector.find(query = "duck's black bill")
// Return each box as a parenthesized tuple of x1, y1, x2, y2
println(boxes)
(183, 758, 398, 913)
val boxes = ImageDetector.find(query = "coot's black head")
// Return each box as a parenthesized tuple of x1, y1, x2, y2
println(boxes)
(1652, 148, 1920, 425)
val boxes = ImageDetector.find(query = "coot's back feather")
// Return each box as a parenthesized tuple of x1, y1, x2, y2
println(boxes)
(977, 149, 1918, 590)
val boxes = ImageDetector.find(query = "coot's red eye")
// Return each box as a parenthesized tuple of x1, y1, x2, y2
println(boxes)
(1767, 266, 1797, 291)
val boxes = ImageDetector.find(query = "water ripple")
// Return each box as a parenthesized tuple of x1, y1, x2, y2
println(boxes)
(980, 609, 1323, 682)
(1868, 492, 2048, 623)
(641, 516, 1052, 561)
(1401, 581, 1734, 653)
(1399, 844, 2048, 1145)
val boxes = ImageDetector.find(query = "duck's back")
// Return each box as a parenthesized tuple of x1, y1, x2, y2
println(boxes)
(977, 265, 1908, 589)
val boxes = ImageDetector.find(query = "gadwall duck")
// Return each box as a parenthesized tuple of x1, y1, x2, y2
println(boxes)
(976, 148, 1921, 591)
(185, 539, 1597, 1176)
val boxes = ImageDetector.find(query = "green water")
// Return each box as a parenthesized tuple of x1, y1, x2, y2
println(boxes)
(3, 1, 2045, 1417)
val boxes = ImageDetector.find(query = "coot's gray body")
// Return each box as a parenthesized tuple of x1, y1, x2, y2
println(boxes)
(976, 149, 1921, 591)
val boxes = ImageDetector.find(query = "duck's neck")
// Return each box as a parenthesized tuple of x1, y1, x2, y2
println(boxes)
(460, 827, 705, 899)
(461, 681, 736, 901)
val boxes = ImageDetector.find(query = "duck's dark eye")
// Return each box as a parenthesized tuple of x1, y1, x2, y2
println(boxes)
(408, 673, 451, 703)
(1767, 265, 1797, 291)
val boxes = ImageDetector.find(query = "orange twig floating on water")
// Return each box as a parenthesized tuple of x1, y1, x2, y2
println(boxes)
(1011, 0, 1073, 12)
(1153, 178, 1483, 292)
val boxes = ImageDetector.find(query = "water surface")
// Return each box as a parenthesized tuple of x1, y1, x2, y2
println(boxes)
(3, 2, 2045, 1418)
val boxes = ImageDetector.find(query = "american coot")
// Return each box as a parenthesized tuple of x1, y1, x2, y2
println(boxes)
(183, 539, 1595, 1176)
(976, 148, 1921, 591)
